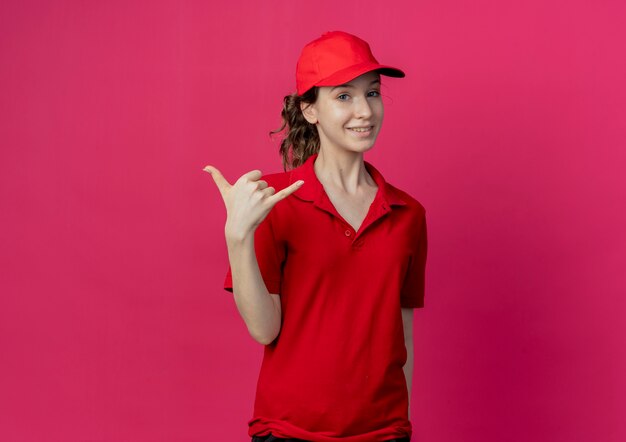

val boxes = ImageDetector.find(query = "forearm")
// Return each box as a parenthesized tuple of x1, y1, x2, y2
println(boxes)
(226, 231, 281, 345)
(403, 338, 414, 411)
(401, 307, 414, 413)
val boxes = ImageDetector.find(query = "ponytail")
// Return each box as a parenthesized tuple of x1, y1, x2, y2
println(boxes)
(270, 87, 320, 171)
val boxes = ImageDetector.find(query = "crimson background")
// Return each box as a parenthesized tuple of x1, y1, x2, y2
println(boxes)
(1, 1, 625, 441)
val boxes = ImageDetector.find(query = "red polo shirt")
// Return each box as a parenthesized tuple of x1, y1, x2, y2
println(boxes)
(224, 153, 427, 441)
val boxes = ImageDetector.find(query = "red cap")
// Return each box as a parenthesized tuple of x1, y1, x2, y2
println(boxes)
(295, 31, 405, 96)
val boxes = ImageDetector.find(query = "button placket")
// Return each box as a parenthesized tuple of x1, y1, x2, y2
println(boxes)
(352, 238, 364, 249)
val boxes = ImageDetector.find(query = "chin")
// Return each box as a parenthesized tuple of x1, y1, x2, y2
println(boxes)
(348, 143, 376, 154)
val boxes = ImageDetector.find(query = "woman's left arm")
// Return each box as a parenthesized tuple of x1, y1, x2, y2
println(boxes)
(401, 307, 414, 413)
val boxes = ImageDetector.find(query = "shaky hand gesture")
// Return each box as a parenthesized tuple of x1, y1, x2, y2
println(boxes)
(204, 165, 304, 239)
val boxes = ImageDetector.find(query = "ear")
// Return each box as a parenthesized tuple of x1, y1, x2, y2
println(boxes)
(300, 101, 317, 124)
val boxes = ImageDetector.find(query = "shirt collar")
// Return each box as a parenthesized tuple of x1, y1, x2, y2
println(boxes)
(288, 152, 407, 208)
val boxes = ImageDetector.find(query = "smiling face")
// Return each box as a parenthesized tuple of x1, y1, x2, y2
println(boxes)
(300, 71, 384, 155)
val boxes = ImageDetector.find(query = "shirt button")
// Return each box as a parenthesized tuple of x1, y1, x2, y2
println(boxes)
(344, 230, 351, 236)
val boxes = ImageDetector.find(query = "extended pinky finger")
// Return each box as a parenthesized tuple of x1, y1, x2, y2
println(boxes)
(267, 180, 304, 205)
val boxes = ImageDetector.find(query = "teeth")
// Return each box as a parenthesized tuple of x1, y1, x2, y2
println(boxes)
(349, 127, 371, 132)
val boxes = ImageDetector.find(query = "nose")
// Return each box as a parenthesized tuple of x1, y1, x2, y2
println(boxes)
(354, 96, 373, 119)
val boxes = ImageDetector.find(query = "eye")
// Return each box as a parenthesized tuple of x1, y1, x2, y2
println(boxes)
(368, 90, 381, 97)
(337, 93, 350, 101)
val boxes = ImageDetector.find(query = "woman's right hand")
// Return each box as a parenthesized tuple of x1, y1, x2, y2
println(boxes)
(203, 165, 304, 240)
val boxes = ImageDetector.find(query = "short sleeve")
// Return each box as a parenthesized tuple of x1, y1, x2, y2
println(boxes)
(400, 212, 428, 308)
(223, 210, 285, 295)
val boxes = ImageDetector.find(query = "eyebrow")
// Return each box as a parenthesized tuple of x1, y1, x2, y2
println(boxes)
(330, 79, 381, 92)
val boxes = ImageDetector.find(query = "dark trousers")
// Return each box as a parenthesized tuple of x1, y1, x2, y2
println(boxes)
(252, 434, 410, 442)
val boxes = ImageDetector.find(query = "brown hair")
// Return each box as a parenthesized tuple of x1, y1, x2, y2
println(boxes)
(270, 87, 320, 171)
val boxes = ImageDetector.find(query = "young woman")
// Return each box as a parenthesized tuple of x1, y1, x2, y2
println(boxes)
(205, 31, 427, 442)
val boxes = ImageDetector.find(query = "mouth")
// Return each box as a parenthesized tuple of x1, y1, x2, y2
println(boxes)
(347, 125, 375, 135)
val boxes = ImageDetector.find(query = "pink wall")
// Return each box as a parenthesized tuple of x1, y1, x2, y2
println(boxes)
(1, 1, 625, 441)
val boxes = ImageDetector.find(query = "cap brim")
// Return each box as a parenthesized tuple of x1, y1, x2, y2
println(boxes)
(315, 62, 405, 87)
(298, 62, 405, 95)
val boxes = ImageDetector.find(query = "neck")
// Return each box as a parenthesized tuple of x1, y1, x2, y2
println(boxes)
(314, 149, 375, 195)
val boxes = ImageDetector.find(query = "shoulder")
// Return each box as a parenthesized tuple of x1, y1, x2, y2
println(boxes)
(386, 183, 427, 244)
(366, 159, 426, 216)
(385, 182, 426, 216)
